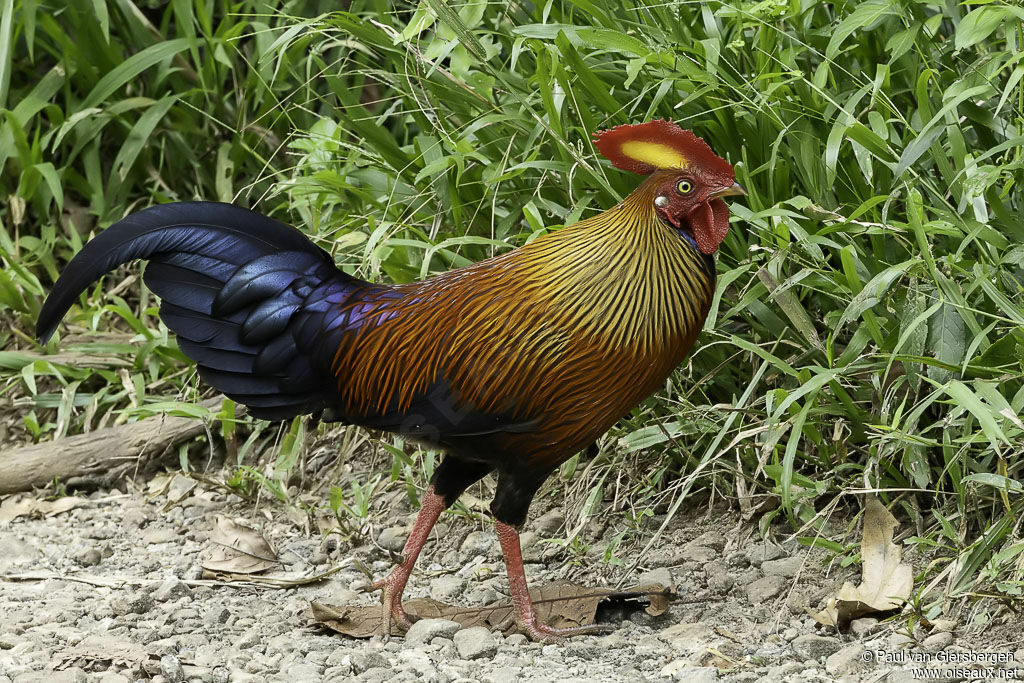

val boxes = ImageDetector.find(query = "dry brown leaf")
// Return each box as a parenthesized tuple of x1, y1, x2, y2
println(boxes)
(0, 495, 88, 525)
(55, 634, 157, 673)
(812, 497, 913, 628)
(201, 515, 278, 575)
(310, 581, 674, 638)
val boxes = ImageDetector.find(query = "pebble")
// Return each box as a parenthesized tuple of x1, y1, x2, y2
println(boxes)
(0, 537, 40, 571)
(889, 632, 915, 650)
(160, 654, 185, 682)
(377, 526, 409, 553)
(142, 528, 180, 545)
(689, 531, 726, 551)
(791, 634, 843, 660)
(746, 575, 788, 604)
(680, 545, 717, 563)
(659, 662, 720, 681)
(72, 546, 102, 567)
(153, 577, 191, 602)
(639, 567, 674, 587)
(760, 556, 803, 578)
(659, 622, 716, 656)
(825, 643, 867, 676)
(850, 617, 879, 637)
(405, 618, 462, 646)
(111, 591, 155, 616)
(504, 633, 528, 647)
(454, 626, 498, 659)
(533, 509, 565, 536)
(482, 667, 519, 683)
(922, 632, 953, 651)
(460, 531, 497, 558)
(744, 542, 785, 567)
(429, 575, 467, 602)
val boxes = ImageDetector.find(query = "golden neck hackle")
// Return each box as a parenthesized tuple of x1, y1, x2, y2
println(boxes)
(507, 173, 716, 355)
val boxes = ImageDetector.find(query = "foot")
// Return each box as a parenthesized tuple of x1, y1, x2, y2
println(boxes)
(369, 570, 417, 637)
(518, 617, 610, 642)
(495, 520, 612, 642)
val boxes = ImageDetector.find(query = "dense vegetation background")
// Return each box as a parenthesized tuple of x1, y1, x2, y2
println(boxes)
(1, 0, 1022, 624)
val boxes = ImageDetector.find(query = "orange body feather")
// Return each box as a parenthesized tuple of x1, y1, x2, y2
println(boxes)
(330, 172, 716, 470)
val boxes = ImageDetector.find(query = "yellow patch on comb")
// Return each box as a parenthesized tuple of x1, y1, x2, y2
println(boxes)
(620, 141, 690, 170)
(593, 119, 731, 176)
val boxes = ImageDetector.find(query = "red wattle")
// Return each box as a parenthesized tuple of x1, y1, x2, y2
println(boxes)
(690, 199, 731, 255)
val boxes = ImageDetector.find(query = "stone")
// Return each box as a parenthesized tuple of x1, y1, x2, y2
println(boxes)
(744, 542, 785, 567)
(483, 667, 520, 683)
(785, 590, 810, 615)
(639, 567, 674, 588)
(825, 643, 867, 676)
(286, 663, 321, 679)
(888, 633, 915, 650)
(533, 509, 565, 536)
(681, 546, 717, 563)
(690, 531, 726, 551)
(429, 575, 467, 602)
(761, 556, 803, 578)
(922, 632, 953, 651)
(405, 618, 461, 646)
(504, 633, 528, 647)
(96, 673, 131, 683)
(746, 575, 787, 604)
(73, 546, 102, 567)
(111, 591, 155, 616)
(0, 537, 39, 571)
(791, 634, 842, 661)
(206, 606, 231, 624)
(377, 526, 409, 553)
(460, 530, 497, 558)
(153, 577, 191, 602)
(453, 626, 498, 660)
(660, 622, 716, 659)
(659, 662, 719, 681)
(160, 654, 185, 682)
(850, 617, 879, 638)
(519, 531, 541, 562)
(350, 651, 388, 674)
(766, 662, 803, 679)
(142, 527, 179, 545)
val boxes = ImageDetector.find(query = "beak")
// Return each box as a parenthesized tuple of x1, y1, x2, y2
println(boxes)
(713, 182, 746, 198)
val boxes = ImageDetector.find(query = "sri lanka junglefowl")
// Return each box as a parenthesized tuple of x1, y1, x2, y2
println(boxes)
(36, 119, 744, 641)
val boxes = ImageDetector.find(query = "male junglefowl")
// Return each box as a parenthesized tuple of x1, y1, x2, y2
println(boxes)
(37, 119, 744, 641)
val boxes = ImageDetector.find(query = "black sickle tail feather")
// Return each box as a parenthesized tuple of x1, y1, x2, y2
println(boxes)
(36, 201, 366, 420)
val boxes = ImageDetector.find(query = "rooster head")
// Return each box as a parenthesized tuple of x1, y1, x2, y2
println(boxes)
(593, 119, 745, 255)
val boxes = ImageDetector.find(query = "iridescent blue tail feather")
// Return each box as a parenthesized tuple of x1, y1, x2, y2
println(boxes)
(36, 202, 362, 420)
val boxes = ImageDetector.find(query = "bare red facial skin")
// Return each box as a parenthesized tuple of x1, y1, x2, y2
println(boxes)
(652, 173, 736, 255)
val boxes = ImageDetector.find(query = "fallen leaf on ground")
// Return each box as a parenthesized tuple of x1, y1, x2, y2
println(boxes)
(55, 634, 158, 673)
(812, 497, 913, 628)
(310, 581, 675, 638)
(201, 515, 278, 575)
(0, 495, 88, 525)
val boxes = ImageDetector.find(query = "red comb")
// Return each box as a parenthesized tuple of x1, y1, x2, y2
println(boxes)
(592, 119, 732, 176)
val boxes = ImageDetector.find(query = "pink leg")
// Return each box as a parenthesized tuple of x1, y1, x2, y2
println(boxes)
(496, 520, 608, 641)
(370, 485, 446, 636)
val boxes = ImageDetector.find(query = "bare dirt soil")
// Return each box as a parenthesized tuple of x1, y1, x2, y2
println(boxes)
(2, 461, 1022, 683)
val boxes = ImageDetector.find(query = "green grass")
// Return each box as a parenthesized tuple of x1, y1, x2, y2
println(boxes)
(2, 0, 1023, 625)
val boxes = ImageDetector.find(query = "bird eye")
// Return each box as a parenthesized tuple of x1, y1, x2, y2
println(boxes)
(677, 179, 693, 195)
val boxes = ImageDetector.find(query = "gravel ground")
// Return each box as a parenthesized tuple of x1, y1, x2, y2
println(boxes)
(2, 473, 1023, 683)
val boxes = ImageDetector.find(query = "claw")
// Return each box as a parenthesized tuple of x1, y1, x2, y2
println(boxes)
(519, 619, 611, 643)
(371, 572, 417, 638)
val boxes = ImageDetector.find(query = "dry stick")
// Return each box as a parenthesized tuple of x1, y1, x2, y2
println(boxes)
(0, 397, 227, 495)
